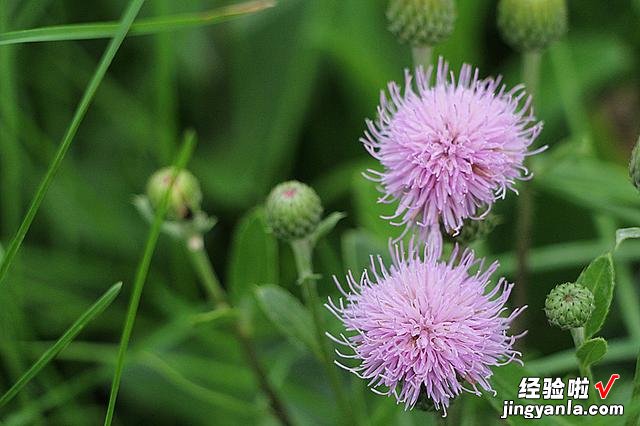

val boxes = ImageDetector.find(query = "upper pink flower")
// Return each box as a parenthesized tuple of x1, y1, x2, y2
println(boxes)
(362, 58, 543, 240)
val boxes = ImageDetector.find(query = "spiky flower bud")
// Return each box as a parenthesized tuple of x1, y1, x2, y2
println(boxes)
(387, 0, 456, 47)
(545, 283, 595, 330)
(498, 0, 568, 52)
(629, 136, 640, 192)
(147, 167, 202, 220)
(266, 181, 323, 241)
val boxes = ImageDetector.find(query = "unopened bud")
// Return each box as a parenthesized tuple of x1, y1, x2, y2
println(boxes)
(266, 181, 323, 241)
(545, 282, 595, 330)
(498, 0, 568, 52)
(387, 0, 456, 47)
(147, 167, 202, 220)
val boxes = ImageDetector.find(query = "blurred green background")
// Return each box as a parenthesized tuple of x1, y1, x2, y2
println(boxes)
(1, 0, 640, 424)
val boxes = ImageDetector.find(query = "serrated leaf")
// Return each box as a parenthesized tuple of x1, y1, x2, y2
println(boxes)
(576, 254, 615, 339)
(254, 285, 320, 358)
(615, 227, 640, 250)
(576, 338, 608, 370)
(228, 208, 278, 304)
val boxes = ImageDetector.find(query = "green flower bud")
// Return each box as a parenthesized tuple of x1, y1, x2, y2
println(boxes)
(387, 0, 456, 47)
(545, 282, 595, 330)
(444, 214, 501, 245)
(498, 0, 568, 52)
(146, 167, 202, 220)
(266, 181, 323, 241)
(629, 136, 640, 192)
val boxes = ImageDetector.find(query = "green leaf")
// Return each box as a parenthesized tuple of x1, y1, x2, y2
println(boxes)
(615, 227, 640, 250)
(254, 285, 320, 358)
(309, 211, 346, 246)
(0, 0, 276, 45)
(227, 208, 278, 304)
(576, 338, 608, 370)
(576, 254, 615, 339)
(0, 282, 122, 407)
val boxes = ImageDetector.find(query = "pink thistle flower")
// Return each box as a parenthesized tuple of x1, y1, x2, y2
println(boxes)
(326, 242, 525, 413)
(362, 58, 543, 240)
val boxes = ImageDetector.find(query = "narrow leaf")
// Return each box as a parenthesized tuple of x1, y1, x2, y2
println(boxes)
(0, 0, 146, 291)
(0, 0, 276, 46)
(576, 337, 608, 369)
(227, 208, 278, 304)
(255, 285, 320, 358)
(615, 227, 640, 250)
(0, 282, 122, 407)
(576, 254, 615, 339)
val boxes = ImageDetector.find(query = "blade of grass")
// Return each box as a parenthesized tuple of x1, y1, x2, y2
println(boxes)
(0, 0, 276, 46)
(0, 0, 146, 291)
(103, 130, 197, 426)
(0, 282, 123, 407)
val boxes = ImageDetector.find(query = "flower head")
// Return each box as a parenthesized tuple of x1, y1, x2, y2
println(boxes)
(146, 167, 202, 220)
(266, 181, 323, 241)
(326, 241, 524, 413)
(545, 282, 595, 330)
(362, 59, 543, 240)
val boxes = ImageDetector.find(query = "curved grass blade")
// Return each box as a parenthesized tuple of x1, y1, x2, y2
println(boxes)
(0, 0, 276, 46)
(0, 0, 146, 290)
(0, 282, 123, 408)
(103, 131, 197, 426)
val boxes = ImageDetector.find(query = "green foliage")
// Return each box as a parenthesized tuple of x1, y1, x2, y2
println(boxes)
(576, 337, 607, 372)
(254, 285, 320, 358)
(227, 208, 278, 304)
(576, 254, 615, 339)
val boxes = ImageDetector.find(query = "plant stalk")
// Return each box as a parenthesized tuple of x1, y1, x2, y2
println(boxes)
(290, 239, 353, 424)
(570, 327, 594, 403)
(514, 50, 542, 334)
(412, 45, 433, 69)
(186, 235, 293, 426)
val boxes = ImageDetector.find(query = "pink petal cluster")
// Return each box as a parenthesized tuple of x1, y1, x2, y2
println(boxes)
(326, 242, 524, 413)
(362, 59, 543, 239)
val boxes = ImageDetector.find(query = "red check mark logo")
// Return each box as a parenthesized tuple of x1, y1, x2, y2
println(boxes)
(594, 374, 620, 399)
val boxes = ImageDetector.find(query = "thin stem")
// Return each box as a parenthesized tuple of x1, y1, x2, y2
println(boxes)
(290, 239, 353, 424)
(104, 130, 196, 426)
(185, 237, 293, 426)
(627, 352, 640, 426)
(570, 327, 594, 402)
(412, 45, 433, 69)
(0, 0, 146, 292)
(514, 50, 542, 335)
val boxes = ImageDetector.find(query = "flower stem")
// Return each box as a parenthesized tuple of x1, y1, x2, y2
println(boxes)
(514, 50, 542, 335)
(412, 45, 433, 69)
(185, 235, 293, 426)
(570, 327, 594, 403)
(290, 239, 353, 423)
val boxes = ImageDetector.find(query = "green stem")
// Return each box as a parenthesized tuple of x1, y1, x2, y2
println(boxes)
(570, 327, 594, 403)
(514, 50, 541, 334)
(627, 352, 640, 426)
(290, 239, 353, 424)
(412, 45, 433, 69)
(103, 130, 196, 426)
(185, 236, 293, 426)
